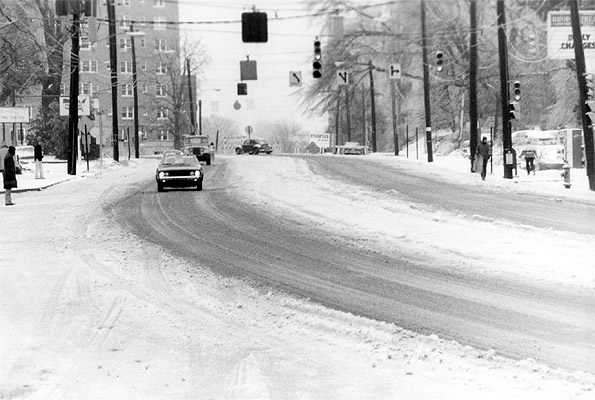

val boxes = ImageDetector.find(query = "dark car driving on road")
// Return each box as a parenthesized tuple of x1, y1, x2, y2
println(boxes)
(235, 138, 273, 155)
(156, 155, 204, 192)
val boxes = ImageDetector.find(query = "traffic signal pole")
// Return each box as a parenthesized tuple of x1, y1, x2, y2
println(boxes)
(420, 0, 434, 162)
(570, 0, 595, 191)
(497, 0, 513, 179)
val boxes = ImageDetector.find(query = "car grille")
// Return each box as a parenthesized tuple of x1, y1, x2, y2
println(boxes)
(167, 171, 196, 177)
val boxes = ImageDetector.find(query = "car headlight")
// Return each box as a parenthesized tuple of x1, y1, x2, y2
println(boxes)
(158, 172, 165, 178)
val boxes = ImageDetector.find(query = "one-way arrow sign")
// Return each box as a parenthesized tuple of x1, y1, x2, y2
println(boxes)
(289, 71, 302, 87)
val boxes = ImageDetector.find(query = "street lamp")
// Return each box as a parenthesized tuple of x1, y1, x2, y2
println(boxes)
(125, 25, 145, 158)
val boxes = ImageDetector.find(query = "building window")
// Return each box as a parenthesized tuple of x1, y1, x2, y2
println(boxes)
(120, 61, 132, 74)
(139, 38, 146, 48)
(155, 63, 167, 75)
(122, 0, 130, 5)
(139, 16, 146, 26)
(121, 84, 133, 97)
(119, 15, 131, 28)
(157, 130, 168, 141)
(140, 61, 147, 71)
(154, 16, 166, 30)
(153, 0, 165, 7)
(122, 106, 134, 120)
(119, 38, 131, 51)
(80, 83, 98, 95)
(81, 60, 98, 73)
(155, 84, 167, 97)
(154, 39, 167, 52)
(157, 108, 168, 119)
(142, 82, 148, 93)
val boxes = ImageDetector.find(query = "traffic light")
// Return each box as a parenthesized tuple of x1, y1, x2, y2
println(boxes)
(509, 101, 520, 120)
(512, 81, 521, 101)
(313, 39, 322, 79)
(241, 12, 268, 43)
(584, 73, 595, 99)
(436, 51, 444, 72)
(237, 83, 247, 96)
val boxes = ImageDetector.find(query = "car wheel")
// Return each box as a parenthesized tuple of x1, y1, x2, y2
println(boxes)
(196, 179, 203, 191)
(235, 148, 242, 155)
(206, 156, 211, 166)
(253, 147, 260, 155)
(157, 183, 165, 192)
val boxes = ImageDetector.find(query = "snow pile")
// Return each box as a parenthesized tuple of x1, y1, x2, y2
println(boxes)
(1, 155, 594, 399)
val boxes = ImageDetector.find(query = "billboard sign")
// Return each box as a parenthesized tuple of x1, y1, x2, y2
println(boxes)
(548, 11, 595, 60)
(0, 107, 30, 123)
(310, 133, 330, 148)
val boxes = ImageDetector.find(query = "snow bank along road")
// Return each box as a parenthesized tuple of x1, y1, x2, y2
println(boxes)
(115, 155, 594, 373)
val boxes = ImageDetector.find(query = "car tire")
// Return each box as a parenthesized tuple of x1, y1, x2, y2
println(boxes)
(157, 183, 165, 192)
(235, 148, 242, 155)
(253, 147, 260, 155)
(206, 156, 211, 166)
(196, 179, 203, 191)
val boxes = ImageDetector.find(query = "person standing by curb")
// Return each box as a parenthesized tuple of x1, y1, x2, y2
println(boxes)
(476, 137, 492, 180)
(34, 140, 45, 179)
(0, 141, 8, 174)
(3, 146, 17, 206)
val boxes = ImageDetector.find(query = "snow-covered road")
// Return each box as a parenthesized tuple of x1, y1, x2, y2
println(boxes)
(1, 155, 594, 399)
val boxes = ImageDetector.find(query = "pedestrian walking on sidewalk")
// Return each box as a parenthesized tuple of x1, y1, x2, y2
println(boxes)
(3, 146, 17, 206)
(520, 148, 537, 175)
(34, 141, 45, 179)
(476, 137, 492, 180)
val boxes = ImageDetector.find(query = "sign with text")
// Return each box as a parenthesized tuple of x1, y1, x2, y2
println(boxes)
(59, 95, 91, 116)
(310, 132, 330, 148)
(548, 11, 595, 60)
(0, 107, 30, 123)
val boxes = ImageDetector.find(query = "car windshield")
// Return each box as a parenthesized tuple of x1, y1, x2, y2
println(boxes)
(161, 156, 198, 167)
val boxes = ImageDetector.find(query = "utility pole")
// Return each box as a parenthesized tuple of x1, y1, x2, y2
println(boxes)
(361, 84, 367, 146)
(421, 0, 434, 162)
(368, 61, 377, 152)
(391, 80, 399, 155)
(469, 0, 479, 172)
(570, 0, 595, 191)
(130, 24, 140, 158)
(107, 0, 119, 162)
(335, 87, 341, 148)
(67, 12, 80, 175)
(345, 87, 351, 142)
(497, 0, 513, 179)
(186, 58, 196, 133)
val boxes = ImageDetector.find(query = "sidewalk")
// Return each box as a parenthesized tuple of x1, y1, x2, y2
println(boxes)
(0, 158, 75, 194)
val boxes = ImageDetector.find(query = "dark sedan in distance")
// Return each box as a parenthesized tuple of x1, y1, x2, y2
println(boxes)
(156, 155, 204, 192)
(235, 138, 273, 155)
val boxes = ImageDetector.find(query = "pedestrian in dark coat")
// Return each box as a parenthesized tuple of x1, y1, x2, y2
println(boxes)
(476, 137, 492, 180)
(3, 146, 17, 206)
(34, 141, 45, 179)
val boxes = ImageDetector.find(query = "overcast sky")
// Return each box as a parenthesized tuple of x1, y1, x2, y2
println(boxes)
(178, 0, 329, 134)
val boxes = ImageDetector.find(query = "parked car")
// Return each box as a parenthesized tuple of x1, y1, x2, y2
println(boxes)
(156, 155, 204, 192)
(235, 138, 273, 155)
(14, 145, 35, 174)
(161, 149, 184, 158)
(185, 145, 213, 165)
